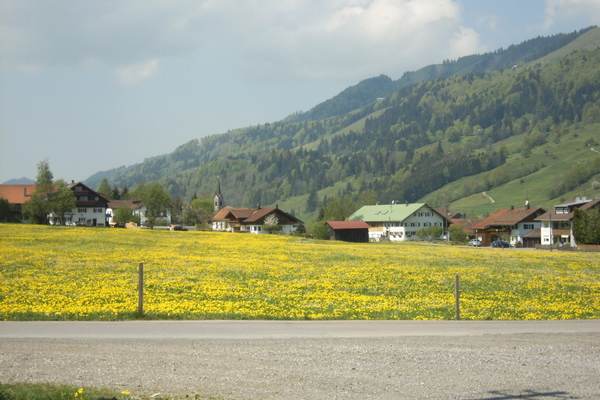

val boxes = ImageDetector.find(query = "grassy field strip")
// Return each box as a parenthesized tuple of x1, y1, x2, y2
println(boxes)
(1, 224, 598, 320)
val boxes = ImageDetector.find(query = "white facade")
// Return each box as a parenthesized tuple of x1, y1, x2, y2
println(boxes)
(349, 203, 448, 242)
(509, 221, 541, 245)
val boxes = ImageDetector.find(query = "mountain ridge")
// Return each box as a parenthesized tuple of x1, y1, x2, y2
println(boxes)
(84, 26, 600, 221)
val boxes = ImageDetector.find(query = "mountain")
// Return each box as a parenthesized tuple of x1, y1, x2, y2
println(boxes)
(2, 177, 35, 185)
(87, 27, 600, 221)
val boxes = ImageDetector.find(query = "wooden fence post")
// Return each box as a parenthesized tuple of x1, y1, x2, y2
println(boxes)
(138, 262, 144, 316)
(454, 274, 460, 321)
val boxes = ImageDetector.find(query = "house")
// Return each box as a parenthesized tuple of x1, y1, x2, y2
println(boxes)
(325, 221, 370, 242)
(449, 218, 483, 240)
(348, 203, 449, 242)
(0, 184, 37, 222)
(212, 206, 303, 235)
(471, 205, 546, 247)
(106, 199, 144, 225)
(59, 181, 110, 226)
(536, 197, 600, 247)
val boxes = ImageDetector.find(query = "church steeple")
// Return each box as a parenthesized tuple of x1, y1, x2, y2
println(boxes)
(214, 178, 225, 213)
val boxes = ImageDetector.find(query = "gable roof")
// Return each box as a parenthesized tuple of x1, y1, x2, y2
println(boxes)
(213, 206, 303, 224)
(580, 197, 600, 210)
(107, 200, 143, 210)
(473, 206, 545, 229)
(348, 203, 445, 222)
(471, 208, 511, 230)
(326, 221, 370, 230)
(0, 185, 37, 204)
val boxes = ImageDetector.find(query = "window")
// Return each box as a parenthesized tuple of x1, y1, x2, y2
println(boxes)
(523, 224, 534, 230)
(78, 208, 87, 213)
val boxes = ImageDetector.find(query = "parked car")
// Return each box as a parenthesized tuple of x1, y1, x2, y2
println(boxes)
(491, 240, 510, 248)
(468, 239, 481, 247)
(173, 225, 188, 231)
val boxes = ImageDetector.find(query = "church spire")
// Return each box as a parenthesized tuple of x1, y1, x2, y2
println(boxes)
(214, 178, 225, 213)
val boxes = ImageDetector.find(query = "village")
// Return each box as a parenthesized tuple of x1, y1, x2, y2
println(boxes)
(1, 179, 598, 250)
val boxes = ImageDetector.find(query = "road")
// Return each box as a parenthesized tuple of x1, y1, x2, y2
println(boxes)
(1, 319, 600, 339)
(2, 321, 600, 399)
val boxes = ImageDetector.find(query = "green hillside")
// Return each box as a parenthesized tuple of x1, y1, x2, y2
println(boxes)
(88, 27, 600, 223)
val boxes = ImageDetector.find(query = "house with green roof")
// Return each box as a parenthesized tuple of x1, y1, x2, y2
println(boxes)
(348, 203, 450, 242)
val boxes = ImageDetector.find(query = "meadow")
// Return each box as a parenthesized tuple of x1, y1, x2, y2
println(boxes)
(1, 224, 599, 321)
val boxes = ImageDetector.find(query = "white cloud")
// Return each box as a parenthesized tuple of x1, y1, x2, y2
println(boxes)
(543, 0, 600, 29)
(1, 0, 484, 84)
(116, 59, 160, 86)
(241, 0, 484, 80)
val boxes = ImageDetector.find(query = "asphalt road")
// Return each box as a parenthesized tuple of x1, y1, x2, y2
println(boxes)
(2, 319, 600, 339)
(2, 321, 600, 399)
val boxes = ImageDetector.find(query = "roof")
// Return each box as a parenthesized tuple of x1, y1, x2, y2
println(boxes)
(213, 206, 303, 224)
(107, 200, 143, 210)
(472, 207, 544, 229)
(535, 197, 599, 221)
(522, 228, 542, 238)
(580, 197, 600, 210)
(449, 218, 482, 234)
(326, 221, 370, 230)
(0, 185, 37, 204)
(348, 203, 445, 222)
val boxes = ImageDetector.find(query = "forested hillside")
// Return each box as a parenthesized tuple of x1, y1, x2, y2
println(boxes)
(92, 27, 600, 221)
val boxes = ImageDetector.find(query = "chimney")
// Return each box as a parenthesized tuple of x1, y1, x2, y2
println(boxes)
(511, 205, 514, 210)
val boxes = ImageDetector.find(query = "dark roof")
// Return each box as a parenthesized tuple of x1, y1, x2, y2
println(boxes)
(580, 197, 600, 210)
(522, 228, 542, 238)
(107, 200, 143, 210)
(213, 206, 303, 224)
(472, 207, 544, 229)
(326, 221, 370, 230)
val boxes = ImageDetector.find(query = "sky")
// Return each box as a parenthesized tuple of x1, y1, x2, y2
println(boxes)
(1, 0, 599, 184)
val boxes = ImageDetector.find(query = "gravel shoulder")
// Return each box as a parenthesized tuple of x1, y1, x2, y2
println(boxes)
(1, 322, 599, 399)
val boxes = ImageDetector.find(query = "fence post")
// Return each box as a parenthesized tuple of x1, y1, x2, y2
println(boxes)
(454, 274, 460, 321)
(138, 262, 144, 316)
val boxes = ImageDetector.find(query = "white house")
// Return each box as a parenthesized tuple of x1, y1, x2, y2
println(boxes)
(212, 206, 303, 235)
(348, 203, 449, 242)
(536, 197, 600, 247)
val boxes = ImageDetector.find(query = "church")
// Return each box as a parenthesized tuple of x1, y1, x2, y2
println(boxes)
(211, 180, 303, 234)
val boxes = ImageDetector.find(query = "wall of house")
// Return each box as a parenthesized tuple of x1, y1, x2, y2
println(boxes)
(510, 222, 541, 245)
(65, 207, 107, 226)
(540, 221, 574, 246)
(369, 208, 446, 242)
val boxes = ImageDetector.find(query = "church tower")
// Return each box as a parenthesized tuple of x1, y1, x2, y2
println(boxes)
(214, 178, 225, 213)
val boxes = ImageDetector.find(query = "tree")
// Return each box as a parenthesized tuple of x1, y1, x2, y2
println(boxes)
(142, 182, 171, 229)
(114, 205, 135, 224)
(263, 214, 282, 233)
(97, 178, 112, 197)
(448, 224, 468, 243)
(573, 208, 600, 245)
(305, 189, 319, 212)
(0, 197, 11, 222)
(182, 197, 213, 227)
(23, 160, 55, 224)
(51, 180, 76, 225)
(416, 226, 443, 241)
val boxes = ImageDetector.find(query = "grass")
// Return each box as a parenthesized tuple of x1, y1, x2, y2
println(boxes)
(433, 123, 600, 218)
(0, 383, 121, 400)
(1, 224, 599, 321)
(0, 383, 218, 400)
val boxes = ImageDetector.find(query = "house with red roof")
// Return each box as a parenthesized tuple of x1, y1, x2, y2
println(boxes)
(0, 184, 37, 221)
(471, 204, 546, 247)
(325, 221, 370, 242)
(212, 205, 303, 235)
